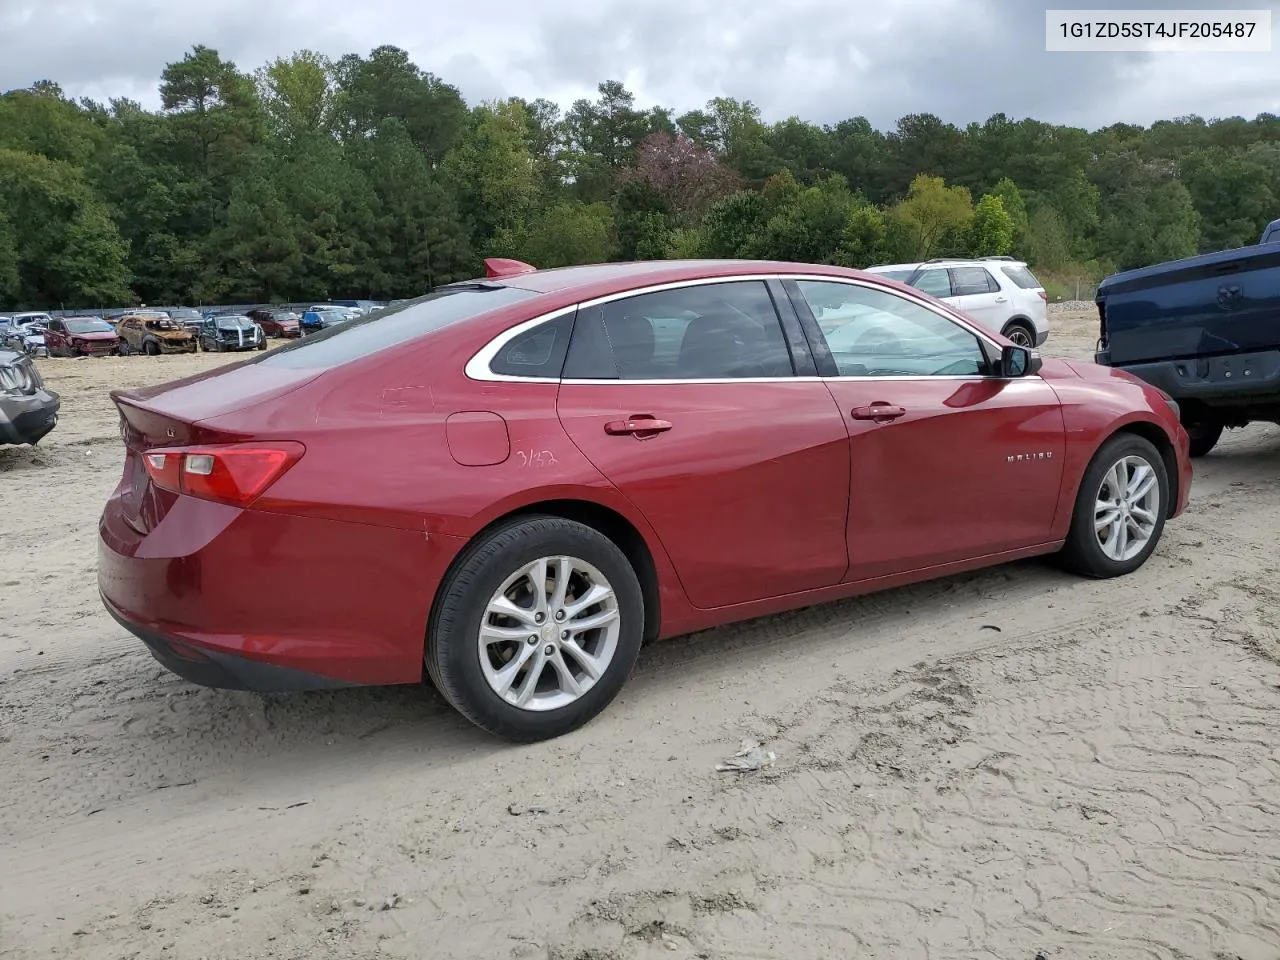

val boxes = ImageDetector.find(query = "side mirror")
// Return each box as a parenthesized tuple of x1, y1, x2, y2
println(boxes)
(1001, 345, 1042, 378)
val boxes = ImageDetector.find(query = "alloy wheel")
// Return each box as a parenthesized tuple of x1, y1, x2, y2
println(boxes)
(478, 555, 621, 712)
(1094, 455, 1160, 562)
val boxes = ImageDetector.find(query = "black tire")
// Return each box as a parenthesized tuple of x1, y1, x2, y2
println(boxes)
(118, 340, 131, 356)
(1059, 433, 1170, 578)
(1183, 415, 1223, 458)
(426, 516, 645, 742)
(1002, 320, 1036, 348)
(257, 341, 268, 351)
(144, 340, 159, 356)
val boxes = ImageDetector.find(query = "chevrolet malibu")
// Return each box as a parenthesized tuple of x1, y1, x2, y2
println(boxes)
(98, 258, 1192, 742)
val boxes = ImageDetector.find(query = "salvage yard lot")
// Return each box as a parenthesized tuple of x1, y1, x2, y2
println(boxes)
(2, 307, 1279, 960)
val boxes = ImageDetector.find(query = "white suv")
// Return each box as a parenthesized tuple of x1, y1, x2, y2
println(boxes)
(861, 257, 1049, 348)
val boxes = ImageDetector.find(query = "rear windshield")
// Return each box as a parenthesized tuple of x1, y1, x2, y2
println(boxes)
(254, 283, 539, 370)
(1000, 265, 1042, 289)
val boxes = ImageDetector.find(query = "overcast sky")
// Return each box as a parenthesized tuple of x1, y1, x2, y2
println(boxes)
(1, 0, 1277, 130)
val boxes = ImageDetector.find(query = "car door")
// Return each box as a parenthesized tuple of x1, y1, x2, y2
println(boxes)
(45, 319, 67, 355)
(908, 267, 955, 303)
(783, 277, 1066, 582)
(556, 278, 851, 610)
(949, 265, 1007, 333)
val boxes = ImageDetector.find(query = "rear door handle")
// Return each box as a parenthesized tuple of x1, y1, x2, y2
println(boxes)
(604, 416, 673, 436)
(850, 403, 907, 422)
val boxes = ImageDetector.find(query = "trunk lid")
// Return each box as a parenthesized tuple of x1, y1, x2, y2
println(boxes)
(111, 361, 322, 533)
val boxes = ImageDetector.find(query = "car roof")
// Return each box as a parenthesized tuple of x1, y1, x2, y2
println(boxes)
(460, 259, 897, 306)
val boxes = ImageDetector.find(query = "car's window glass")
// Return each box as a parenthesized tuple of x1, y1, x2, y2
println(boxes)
(563, 280, 793, 380)
(950, 266, 999, 296)
(489, 313, 574, 378)
(1000, 264, 1043, 289)
(911, 269, 953, 298)
(875, 269, 914, 282)
(796, 280, 991, 378)
(253, 283, 538, 371)
(49, 320, 64, 332)
(65, 319, 112, 334)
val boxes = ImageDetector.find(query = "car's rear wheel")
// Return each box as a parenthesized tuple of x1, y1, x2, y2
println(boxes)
(426, 516, 644, 742)
(1060, 433, 1169, 578)
(1002, 320, 1036, 348)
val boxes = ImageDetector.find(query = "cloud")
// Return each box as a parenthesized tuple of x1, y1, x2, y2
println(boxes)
(1, 0, 1276, 129)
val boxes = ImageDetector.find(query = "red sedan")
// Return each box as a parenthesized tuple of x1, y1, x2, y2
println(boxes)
(98, 258, 1192, 741)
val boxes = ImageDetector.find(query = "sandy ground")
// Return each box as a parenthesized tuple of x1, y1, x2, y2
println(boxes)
(2, 310, 1280, 960)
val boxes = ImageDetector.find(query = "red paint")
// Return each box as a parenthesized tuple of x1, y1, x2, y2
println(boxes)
(98, 259, 1193, 689)
(484, 257, 537, 279)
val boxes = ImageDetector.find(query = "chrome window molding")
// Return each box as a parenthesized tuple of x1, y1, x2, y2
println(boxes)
(463, 272, 1031, 386)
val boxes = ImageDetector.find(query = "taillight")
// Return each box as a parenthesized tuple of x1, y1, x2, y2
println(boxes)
(1037, 290, 1048, 301)
(142, 442, 304, 506)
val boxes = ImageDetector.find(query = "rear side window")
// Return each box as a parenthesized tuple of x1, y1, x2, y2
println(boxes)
(1000, 265, 1043, 290)
(950, 266, 1000, 296)
(563, 280, 794, 380)
(490, 313, 574, 378)
(911, 269, 953, 298)
(256, 284, 538, 370)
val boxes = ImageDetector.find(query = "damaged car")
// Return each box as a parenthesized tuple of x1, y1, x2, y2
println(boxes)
(0, 347, 59, 445)
(116, 313, 197, 355)
(198, 313, 268, 352)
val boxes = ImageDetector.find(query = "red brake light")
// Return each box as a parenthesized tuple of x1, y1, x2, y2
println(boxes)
(484, 257, 536, 279)
(142, 442, 304, 506)
(1037, 290, 1048, 301)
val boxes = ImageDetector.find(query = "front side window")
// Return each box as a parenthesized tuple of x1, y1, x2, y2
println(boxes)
(911, 269, 953, 298)
(795, 280, 991, 378)
(563, 280, 794, 380)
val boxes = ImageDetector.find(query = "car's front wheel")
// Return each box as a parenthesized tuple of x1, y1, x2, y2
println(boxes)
(426, 516, 645, 742)
(1060, 433, 1169, 578)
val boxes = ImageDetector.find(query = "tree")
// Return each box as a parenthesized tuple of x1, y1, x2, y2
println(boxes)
(0, 212, 19, 301)
(623, 132, 738, 226)
(967, 194, 1015, 256)
(490, 201, 613, 267)
(257, 50, 336, 145)
(445, 100, 538, 248)
(989, 178, 1029, 250)
(0, 148, 133, 306)
(893, 174, 973, 258)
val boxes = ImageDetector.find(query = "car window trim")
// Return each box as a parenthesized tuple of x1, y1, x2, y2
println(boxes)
(465, 273, 1021, 385)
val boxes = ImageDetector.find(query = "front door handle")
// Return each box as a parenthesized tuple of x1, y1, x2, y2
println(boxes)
(604, 416, 673, 436)
(993, 296, 1008, 302)
(850, 403, 907, 422)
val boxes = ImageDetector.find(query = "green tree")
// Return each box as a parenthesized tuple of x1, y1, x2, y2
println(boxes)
(1025, 206, 1071, 269)
(490, 201, 613, 267)
(0, 148, 133, 307)
(989, 177, 1029, 249)
(966, 194, 1015, 256)
(256, 50, 336, 146)
(0, 211, 19, 302)
(893, 174, 973, 258)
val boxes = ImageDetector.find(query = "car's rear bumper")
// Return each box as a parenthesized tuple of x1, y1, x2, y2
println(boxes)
(102, 597, 354, 691)
(98, 489, 465, 690)
(0, 390, 60, 445)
